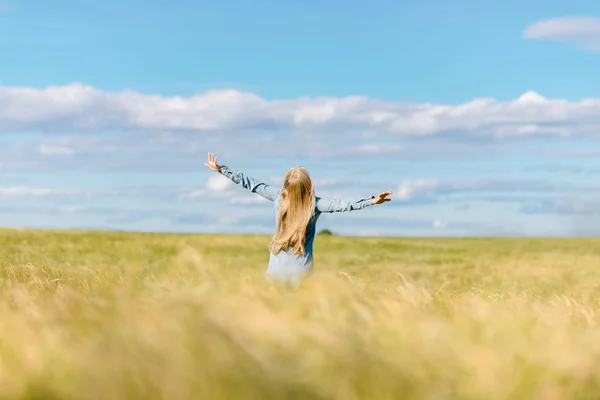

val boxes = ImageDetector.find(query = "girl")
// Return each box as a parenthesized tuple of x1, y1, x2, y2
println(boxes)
(205, 152, 392, 285)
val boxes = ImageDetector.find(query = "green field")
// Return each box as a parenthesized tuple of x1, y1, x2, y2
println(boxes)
(2, 228, 600, 399)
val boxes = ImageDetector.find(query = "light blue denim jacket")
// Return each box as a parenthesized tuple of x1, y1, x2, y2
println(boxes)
(220, 165, 374, 284)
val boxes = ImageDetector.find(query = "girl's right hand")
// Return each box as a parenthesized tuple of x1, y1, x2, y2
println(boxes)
(205, 152, 222, 173)
(371, 191, 392, 205)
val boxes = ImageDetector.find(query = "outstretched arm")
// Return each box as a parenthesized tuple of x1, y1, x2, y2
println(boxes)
(316, 191, 392, 213)
(205, 152, 279, 202)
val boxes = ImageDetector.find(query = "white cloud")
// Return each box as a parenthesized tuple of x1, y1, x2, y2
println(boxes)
(2, 83, 600, 139)
(395, 179, 564, 202)
(39, 144, 75, 156)
(432, 219, 448, 229)
(185, 175, 233, 198)
(0, 186, 79, 197)
(524, 17, 600, 51)
(395, 179, 504, 201)
(206, 175, 231, 192)
(396, 179, 442, 200)
(230, 195, 270, 205)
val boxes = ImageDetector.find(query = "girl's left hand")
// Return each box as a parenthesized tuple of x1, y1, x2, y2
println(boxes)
(205, 152, 222, 173)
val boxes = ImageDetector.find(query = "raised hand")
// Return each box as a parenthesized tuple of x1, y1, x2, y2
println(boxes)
(205, 152, 222, 173)
(371, 190, 392, 205)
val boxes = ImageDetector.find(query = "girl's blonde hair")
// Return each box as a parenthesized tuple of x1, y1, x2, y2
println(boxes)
(271, 166, 315, 256)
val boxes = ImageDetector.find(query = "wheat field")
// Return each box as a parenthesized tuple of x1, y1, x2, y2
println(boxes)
(1, 228, 600, 399)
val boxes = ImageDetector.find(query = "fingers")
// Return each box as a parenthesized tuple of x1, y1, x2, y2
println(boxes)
(374, 190, 393, 204)
(207, 152, 218, 165)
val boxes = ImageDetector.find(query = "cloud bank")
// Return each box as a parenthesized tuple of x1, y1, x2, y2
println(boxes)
(2, 77, 599, 237)
(1, 83, 600, 139)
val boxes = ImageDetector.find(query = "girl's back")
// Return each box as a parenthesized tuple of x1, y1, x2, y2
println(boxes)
(268, 190, 376, 284)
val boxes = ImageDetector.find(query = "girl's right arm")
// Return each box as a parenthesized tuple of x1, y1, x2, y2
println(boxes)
(316, 197, 374, 213)
(316, 191, 392, 213)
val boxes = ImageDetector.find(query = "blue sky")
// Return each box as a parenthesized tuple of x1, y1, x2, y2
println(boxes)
(1, 0, 600, 236)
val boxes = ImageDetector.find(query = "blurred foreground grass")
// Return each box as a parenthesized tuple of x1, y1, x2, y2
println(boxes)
(2, 228, 600, 399)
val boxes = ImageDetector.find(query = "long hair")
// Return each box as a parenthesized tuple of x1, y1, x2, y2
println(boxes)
(271, 166, 316, 256)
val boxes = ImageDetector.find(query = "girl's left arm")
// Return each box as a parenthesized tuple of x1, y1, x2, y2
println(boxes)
(220, 165, 279, 202)
(205, 152, 279, 202)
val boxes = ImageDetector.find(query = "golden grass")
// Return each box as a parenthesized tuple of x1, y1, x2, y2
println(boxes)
(2, 228, 600, 399)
